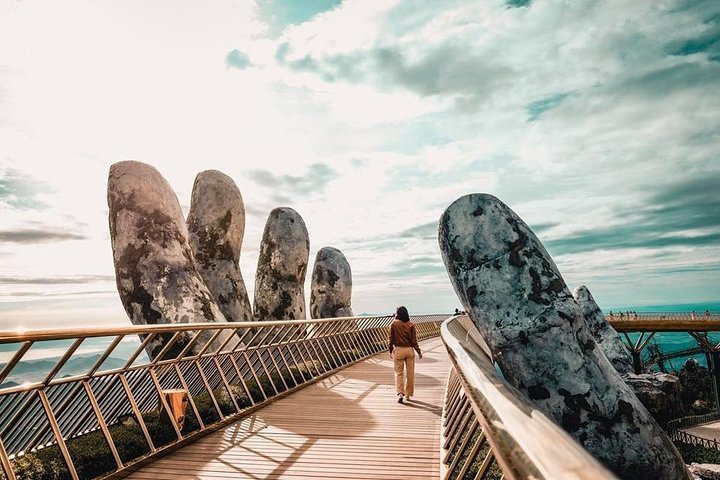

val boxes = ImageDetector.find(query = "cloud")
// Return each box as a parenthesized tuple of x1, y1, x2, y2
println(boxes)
(278, 42, 513, 103)
(386, 255, 446, 278)
(527, 93, 571, 121)
(507, 0, 531, 7)
(0, 229, 87, 243)
(544, 174, 720, 254)
(225, 49, 252, 70)
(666, 8, 720, 59)
(274, 0, 720, 116)
(0, 275, 114, 285)
(0, 168, 51, 210)
(246, 163, 338, 195)
(398, 221, 437, 240)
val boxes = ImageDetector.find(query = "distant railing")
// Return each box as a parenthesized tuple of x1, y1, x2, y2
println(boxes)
(607, 312, 720, 324)
(0, 314, 445, 480)
(667, 413, 720, 452)
(439, 315, 616, 480)
(667, 412, 720, 431)
(668, 429, 720, 451)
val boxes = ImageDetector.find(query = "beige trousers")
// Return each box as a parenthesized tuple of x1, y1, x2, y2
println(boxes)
(393, 347, 415, 397)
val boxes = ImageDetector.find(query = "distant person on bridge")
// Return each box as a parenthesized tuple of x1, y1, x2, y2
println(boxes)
(389, 306, 422, 404)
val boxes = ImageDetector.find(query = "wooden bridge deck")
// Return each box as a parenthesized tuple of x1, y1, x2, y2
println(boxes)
(125, 337, 450, 480)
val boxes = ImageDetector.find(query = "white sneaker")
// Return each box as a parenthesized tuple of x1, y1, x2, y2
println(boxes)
(405, 396, 412, 402)
(397, 393, 404, 404)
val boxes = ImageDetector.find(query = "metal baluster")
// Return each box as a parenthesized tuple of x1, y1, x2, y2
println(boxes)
(304, 323, 332, 374)
(262, 327, 290, 391)
(295, 327, 322, 378)
(83, 382, 123, 470)
(0, 341, 33, 385)
(37, 389, 79, 480)
(312, 322, 341, 370)
(173, 363, 205, 429)
(227, 354, 256, 406)
(272, 326, 300, 388)
(325, 321, 351, 366)
(454, 430, 486, 480)
(124, 333, 156, 368)
(43, 338, 84, 386)
(118, 373, 156, 453)
(212, 356, 241, 413)
(193, 359, 225, 420)
(251, 327, 281, 396)
(0, 434, 17, 480)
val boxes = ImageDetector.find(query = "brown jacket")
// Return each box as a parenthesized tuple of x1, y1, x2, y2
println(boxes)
(388, 319, 421, 354)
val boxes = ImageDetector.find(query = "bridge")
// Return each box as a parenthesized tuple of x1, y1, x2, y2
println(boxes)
(0, 313, 717, 480)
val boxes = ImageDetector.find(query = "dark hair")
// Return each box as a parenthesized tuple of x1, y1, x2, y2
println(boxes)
(395, 306, 410, 322)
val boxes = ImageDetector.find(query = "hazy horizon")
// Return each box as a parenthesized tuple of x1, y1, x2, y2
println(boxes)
(1, 0, 718, 330)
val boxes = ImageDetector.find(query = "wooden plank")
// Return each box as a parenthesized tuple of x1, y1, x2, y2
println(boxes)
(125, 338, 449, 480)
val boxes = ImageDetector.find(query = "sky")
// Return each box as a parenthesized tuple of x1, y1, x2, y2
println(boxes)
(0, 0, 718, 330)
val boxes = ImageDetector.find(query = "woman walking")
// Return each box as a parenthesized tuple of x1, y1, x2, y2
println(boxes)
(389, 306, 422, 404)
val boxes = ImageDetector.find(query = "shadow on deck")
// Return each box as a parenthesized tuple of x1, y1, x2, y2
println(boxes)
(124, 338, 449, 480)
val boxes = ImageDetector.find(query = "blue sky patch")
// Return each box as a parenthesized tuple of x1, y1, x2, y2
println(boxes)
(526, 93, 570, 121)
(257, 0, 343, 35)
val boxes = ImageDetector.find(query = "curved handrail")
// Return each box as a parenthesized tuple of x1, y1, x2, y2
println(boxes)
(439, 315, 616, 479)
(0, 314, 446, 480)
(0, 314, 446, 343)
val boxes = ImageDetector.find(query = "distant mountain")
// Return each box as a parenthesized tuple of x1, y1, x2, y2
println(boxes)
(2, 353, 127, 386)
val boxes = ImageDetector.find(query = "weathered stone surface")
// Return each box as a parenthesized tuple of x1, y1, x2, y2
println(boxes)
(574, 283, 685, 422)
(310, 247, 354, 319)
(254, 207, 309, 321)
(689, 464, 720, 480)
(573, 285, 634, 374)
(108, 161, 234, 359)
(438, 193, 690, 480)
(187, 170, 253, 323)
(624, 372, 684, 424)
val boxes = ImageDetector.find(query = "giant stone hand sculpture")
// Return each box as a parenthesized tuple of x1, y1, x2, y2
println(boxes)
(254, 207, 309, 321)
(574, 285, 684, 422)
(310, 246, 354, 319)
(573, 285, 634, 374)
(187, 170, 253, 323)
(438, 193, 689, 480)
(108, 161, 235, 359)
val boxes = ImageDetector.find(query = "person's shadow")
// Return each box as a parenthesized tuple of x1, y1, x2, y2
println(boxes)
(403, 398, 442, 416)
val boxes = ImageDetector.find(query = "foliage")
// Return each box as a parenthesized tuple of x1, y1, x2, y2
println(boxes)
(678, 361, 715, 415)
(674, 440, 720, 464)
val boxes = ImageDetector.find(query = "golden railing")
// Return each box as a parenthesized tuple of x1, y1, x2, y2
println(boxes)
(439, 315, 616, 480)
(0, 314, 445, 480)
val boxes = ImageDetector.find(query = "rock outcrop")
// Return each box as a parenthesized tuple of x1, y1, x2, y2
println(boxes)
(310, 247, 353, 319)
(438, 193, 690, 480)
(187, 170, 253, 323)
(254, 207, 309, 321)
(108, 161, 235, 359)
(573, 285, 634, 374)
(573, 285, 684, 421)
(689, 464, 720, 480)
(624, 372, 684, 424)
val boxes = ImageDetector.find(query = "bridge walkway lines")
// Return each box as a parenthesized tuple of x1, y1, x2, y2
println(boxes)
(125, 337, 450, 480)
